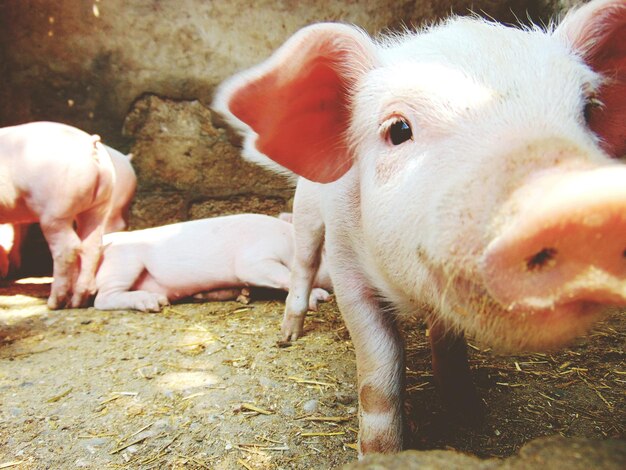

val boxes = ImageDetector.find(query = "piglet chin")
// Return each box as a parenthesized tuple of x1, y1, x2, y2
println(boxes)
(464, 268, 623, 352)
(483, 299, 610, 353)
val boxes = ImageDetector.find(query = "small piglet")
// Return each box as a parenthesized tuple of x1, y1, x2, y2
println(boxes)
(215, 0, 626, 456)
(93, 214, 332, 312)
(0, 121, 116, 309)
(0, 144, 136, 279)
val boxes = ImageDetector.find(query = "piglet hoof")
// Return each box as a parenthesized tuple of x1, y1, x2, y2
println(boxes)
(308, 288, 331, 311)
(281, 310, 306, 342)
(47, 295, 62, 310)
(236, 287, 251, 304)
(136, 293, 169, 313)
(70, 288, 94, 309)
(48, 288, 71, 310)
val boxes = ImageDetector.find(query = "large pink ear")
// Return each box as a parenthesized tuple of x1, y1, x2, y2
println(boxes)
(555, 0, 626, 158)
(213, 23, 377, 183)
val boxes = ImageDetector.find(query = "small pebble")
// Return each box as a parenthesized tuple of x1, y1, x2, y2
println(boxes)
(334, 393, 355, 405)
(303, 399, 319, 414)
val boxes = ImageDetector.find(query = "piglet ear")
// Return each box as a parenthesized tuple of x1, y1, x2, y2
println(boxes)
(555, 0, 626, 158)
(214, 23, 377, 183)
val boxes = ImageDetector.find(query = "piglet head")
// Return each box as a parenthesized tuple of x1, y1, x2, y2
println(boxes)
(214, 0, 626, 351)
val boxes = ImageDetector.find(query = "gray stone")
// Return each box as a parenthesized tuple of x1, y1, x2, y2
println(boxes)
(121, 95, 293, 228)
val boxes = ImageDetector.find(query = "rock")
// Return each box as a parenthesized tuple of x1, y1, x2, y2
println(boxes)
(124, 95, 293, 228)
(128, 190, 187, 229)
(188, 195, 290, 220)
(341, 436, 626, 469)
(80, 437, 109, 455)
(124, 95, 292, 199)
(501, 436, 626, 470)
(345, 448, 483, 469)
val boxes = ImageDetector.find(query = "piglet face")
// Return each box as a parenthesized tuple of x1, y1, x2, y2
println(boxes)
(215, 0, 626, 352)
(353, 17, 624, 350)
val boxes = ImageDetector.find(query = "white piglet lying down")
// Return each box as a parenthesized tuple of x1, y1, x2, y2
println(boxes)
(215, 0, 626, 456)
(94, 214, 332, 312)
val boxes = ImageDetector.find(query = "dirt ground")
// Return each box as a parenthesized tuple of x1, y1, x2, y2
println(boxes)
(0, 278, 624, 469)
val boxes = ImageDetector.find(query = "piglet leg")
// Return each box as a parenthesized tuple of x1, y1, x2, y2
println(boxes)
(308, 288, 331, 311)
(429, 320, 484, 424)
(40, 217, 81, 309)
(334, 269, 405, 456)
(282, 186, 325, 341)
(94, 247, 168, 312)
(72, 204, 109, 307)
(323, 225, 405, 454)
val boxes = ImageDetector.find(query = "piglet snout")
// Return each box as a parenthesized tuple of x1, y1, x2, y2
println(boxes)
(481, 165, 626, 311)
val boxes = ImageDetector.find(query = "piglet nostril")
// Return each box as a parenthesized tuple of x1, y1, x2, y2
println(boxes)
(622, 249, 626, 258)
(525, 247, 558, 271)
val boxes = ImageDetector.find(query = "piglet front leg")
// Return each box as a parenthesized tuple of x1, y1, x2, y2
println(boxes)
(319, 218, 405, 454)
(333, 265, 405, 455)
(282, 182, 325, 341)
(0, 224, 14, 277)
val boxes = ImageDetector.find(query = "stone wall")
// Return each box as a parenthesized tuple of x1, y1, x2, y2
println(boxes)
(122, 94, 293, 228)
(0, 0, 581, 228)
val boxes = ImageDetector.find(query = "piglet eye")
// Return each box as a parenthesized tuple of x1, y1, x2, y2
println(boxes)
(583, 96, 603, 123)
(388, 119, 413, 145)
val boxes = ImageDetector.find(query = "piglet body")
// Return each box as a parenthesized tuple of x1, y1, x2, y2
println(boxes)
(0, 144, 136, 279)
(0, 121, 115, 308)
(94, 214, 332, 312)
(215, 0, 626, 456)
